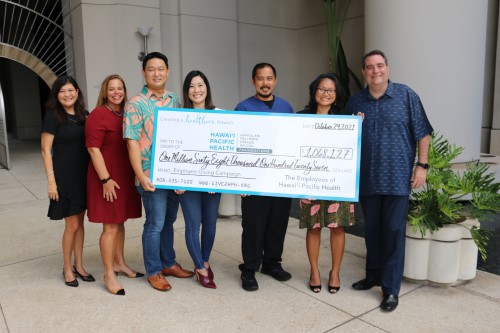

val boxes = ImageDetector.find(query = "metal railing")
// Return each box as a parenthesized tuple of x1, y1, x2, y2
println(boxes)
(0, 0, 74, 78)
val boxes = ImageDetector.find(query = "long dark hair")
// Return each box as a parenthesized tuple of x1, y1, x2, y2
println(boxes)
(306, 73, 346, 113)
(45, 75, 86, 123)
(182, 70, 215, 110)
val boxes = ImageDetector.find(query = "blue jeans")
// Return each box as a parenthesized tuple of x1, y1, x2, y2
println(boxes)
(136, 186, 180, 276)
(179, 191, 221, 269)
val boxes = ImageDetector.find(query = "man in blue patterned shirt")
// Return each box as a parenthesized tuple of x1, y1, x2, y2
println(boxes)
(346, 50, 433, 312)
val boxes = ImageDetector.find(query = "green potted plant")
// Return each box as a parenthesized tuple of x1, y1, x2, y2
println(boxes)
(320, 0, 362, 96)
(404, 133, 500, 284)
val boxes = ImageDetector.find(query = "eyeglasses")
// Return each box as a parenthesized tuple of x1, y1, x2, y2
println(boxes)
(317, 87, 336, 95)
(58, 89, 76, 95)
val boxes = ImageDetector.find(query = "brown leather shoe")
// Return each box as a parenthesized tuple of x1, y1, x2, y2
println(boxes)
(148, 273, 172, 291)
(161, 263, 195, 278)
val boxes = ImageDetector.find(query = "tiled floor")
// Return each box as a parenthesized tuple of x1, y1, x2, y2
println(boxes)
(1, 140, 499, 333)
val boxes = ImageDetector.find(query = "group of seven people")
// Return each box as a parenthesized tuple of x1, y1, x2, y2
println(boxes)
(41, 49, 432, 312)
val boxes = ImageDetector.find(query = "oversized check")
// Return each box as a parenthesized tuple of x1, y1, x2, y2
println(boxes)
(151, 108, 361, 201)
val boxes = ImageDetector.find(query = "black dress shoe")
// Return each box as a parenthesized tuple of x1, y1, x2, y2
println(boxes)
(241, 270, 259, 291)
(351, 278, 380, 290)
(261, 266, 292, 281)
(380, 294, 399, 312)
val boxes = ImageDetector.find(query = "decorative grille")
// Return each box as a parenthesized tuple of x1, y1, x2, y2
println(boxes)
(0, 0, 74, 78)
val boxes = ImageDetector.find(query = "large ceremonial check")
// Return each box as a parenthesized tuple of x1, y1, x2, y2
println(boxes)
(151, 108, 362, 201)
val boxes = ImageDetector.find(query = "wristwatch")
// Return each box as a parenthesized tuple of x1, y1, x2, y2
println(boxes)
(415, 162, 429, 169)
(101, 176, 111, 184)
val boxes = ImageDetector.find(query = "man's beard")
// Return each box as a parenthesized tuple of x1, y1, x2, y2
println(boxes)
(257, 92, 272, 99)
(257, 87, 272, 99)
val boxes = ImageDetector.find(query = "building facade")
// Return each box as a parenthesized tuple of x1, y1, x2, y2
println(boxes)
(0, 0, 498, 169)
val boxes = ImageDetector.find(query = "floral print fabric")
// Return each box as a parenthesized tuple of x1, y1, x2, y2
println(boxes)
(299, 200, 355, 229)
(123, 86, 181, 176)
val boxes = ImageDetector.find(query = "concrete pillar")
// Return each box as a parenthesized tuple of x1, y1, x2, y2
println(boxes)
(71, 0, 162, 106)
(160, 1, 247, 104)
(365, 0, 489, 161)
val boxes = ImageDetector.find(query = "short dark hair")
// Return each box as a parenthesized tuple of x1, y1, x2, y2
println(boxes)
(142, 52, 169, 71)
(306, 73, 346, 113)
(252, 62, 276, 79)
(182, 70, 215, 110)
(45, 75, 86, 123)
(362, 50, 388, 69)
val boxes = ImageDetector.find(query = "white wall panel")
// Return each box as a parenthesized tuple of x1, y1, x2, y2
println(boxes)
(161, 14, 183, 97)
(71, 6, 87, 101)
(160, 0, 179, 15)
(238, 0, 302, 29)
(179, 15, 239, 109)
(71, 0, 364, 117)
(237, 24, 299, 109)
(78, 4, 161, 106)
(296, 24, 330, 109)
(366, 0, 488, 161)
(180, 0, 236, 20)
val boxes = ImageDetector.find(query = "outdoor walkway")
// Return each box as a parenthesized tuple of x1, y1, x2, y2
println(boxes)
(1, 140, 499, 333)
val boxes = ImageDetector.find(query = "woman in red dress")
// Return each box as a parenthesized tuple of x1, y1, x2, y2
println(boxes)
(86, 74, 142, 295)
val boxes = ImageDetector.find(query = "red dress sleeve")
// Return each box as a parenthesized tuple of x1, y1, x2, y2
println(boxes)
(85, 106, 107, 149)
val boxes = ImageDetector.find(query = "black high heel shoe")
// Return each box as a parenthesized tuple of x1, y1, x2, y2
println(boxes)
(328, 285, 340, 293)
(327, 270, 340, 294)
(309, 283, 322, 293)
(73, 265, 96, 282)
(62, 271, 79, 287)
(309, 272, 321, 293)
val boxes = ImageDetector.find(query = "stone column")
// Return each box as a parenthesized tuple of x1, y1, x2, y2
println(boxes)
(365, 0, 489, 161)
(71, 0, 162, 104)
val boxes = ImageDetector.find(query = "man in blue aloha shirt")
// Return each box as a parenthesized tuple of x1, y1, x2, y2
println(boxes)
(346, 50, 433, 312)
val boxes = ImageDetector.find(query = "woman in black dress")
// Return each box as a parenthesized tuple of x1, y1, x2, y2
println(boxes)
(41, 76, 94, 287)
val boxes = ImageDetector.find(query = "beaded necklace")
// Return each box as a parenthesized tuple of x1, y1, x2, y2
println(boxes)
(105, 104, 123, 117)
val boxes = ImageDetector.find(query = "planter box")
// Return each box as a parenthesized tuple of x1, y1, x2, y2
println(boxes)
(403, 218, 479, 286)
(218, 194, 242, 217)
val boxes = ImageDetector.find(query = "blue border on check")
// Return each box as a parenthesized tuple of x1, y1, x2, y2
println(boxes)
(150, 107, 361, 201)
